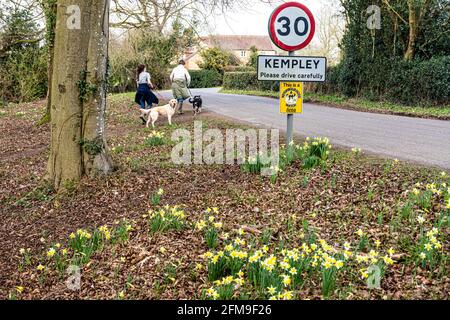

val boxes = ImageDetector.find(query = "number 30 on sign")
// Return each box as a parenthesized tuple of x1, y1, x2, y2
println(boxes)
(280, 82, 303, 114)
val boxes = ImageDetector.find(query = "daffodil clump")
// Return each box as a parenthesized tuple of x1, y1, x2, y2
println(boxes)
(67, 222, 132, 266)
(148, 205, 186, 233)
(279, 137, 332, 171)
(201, 227, 397, 300)
(204, 274, 246, 300)
(299, 137, 331, 169)
(195, 207, 223, 249)
(151, 188, 164, 206)
(144, 131, 165, 147)
(241, 153, 273, 174)
(415, 227, 445, 273)
(407, 177, 449, 213)
(402, 176, 449, 275)
(18, 248, 32, 271)
(17, 221, 135, 290)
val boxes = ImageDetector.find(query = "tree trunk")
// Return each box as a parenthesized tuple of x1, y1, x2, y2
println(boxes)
(47, 0, 112, 191)
(45, 0, 57, 121)
(404, 0, 418, 60)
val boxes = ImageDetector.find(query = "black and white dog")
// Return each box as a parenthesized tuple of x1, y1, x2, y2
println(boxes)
(189, 95, 203, 115)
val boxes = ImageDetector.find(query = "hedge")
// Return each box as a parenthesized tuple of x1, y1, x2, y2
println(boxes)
(224, 56, 450, 106)
(189, 69, 223, 88)
(223, 72, 279, 92)
(311, 56, 450, 106)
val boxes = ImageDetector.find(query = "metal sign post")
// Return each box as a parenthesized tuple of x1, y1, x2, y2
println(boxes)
(286, 50, 295, 148)
(262, 2, 325, 153)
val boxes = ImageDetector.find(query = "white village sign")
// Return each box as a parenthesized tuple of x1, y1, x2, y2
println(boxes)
(257, 55, 327, 82)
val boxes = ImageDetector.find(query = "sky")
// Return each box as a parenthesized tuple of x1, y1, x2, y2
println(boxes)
(204, 0, 328, 36)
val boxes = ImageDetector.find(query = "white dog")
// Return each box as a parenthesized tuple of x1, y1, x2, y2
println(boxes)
(139, 99, 177, 128)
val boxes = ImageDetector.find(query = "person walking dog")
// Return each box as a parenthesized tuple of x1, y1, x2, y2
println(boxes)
(135, 64, 159, 124)
(170, 60, 191, 115)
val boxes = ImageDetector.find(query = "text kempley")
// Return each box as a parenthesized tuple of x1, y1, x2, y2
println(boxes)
(263, 58, 321, 70)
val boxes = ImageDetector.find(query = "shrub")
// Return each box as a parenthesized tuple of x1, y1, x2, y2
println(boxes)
(190, 69, 223, 88)
(198, 47, 235, 74)
(223, 72, 279, 92)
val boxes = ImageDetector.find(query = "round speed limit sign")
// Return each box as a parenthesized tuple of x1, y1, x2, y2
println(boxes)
(268, 2, 316, 51)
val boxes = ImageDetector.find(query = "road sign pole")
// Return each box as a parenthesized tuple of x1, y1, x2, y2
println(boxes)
(286, 51, 295, 148)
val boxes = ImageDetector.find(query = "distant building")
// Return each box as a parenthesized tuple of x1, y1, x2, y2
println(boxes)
(183, 35, 279, 70)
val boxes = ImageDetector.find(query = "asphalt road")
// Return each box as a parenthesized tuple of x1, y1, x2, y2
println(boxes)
(161, 88, 450, 169)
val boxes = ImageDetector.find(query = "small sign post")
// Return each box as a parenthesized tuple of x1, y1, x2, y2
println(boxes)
(280, 81, 303, 114)
(262, 1, 325, 148)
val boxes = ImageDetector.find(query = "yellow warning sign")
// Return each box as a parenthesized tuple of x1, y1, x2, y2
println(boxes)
(280, 82, 303, 114)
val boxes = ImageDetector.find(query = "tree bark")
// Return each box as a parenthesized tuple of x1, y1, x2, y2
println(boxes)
(404, 0, 418, 60)
(44, 0, 57, 121)
(47, 0, 112, 191)
(404, 0, 430, 60)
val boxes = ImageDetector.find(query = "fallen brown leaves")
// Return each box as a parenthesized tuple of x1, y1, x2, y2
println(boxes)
(0, 95, 447, 300)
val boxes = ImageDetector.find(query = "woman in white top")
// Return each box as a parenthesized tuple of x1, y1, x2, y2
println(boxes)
(134, 64, 159, 124)
(170, 60, 191, 114)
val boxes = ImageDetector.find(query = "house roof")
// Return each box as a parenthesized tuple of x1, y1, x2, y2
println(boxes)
(201, 35, 276, 51)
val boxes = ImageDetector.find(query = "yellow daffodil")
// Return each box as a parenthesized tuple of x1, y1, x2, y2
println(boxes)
(47, 248, 56, 258)
(419, 252, 426, 260)
(206, 288, 219, 300)
(267, 286, 277, 295)
(388, 247, 395, 256)
(196, 220, 207, 231)
(383, 255, 394, 265)
(356, 229, 364, 237)
(424, 243, 432, 251)
(211, 255, 219, 264)
(195, 263, 203, 271)
(118, 291, 125, 299)
(19, 248, 25, 255)
(282, 290, 293, 300)
(360, 269, 369, 279)
(159, 247, 166, 254)
(37, 264, 45, 271)
(416, 215, 425, 224)
(16, 286, 24, 293)
(282, 275, 291, 287)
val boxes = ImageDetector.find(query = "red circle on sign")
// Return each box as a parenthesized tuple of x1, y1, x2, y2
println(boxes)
(268, 2, 316, 51)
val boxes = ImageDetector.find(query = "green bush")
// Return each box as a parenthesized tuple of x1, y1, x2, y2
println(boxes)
(224, 65, 255, 72)
(0, 8, 48, 104)
(223, 72, 279, 92)
(190, 69, 223, 88)
(311, 56, 449, 106)
(387, 56, 450, 105)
